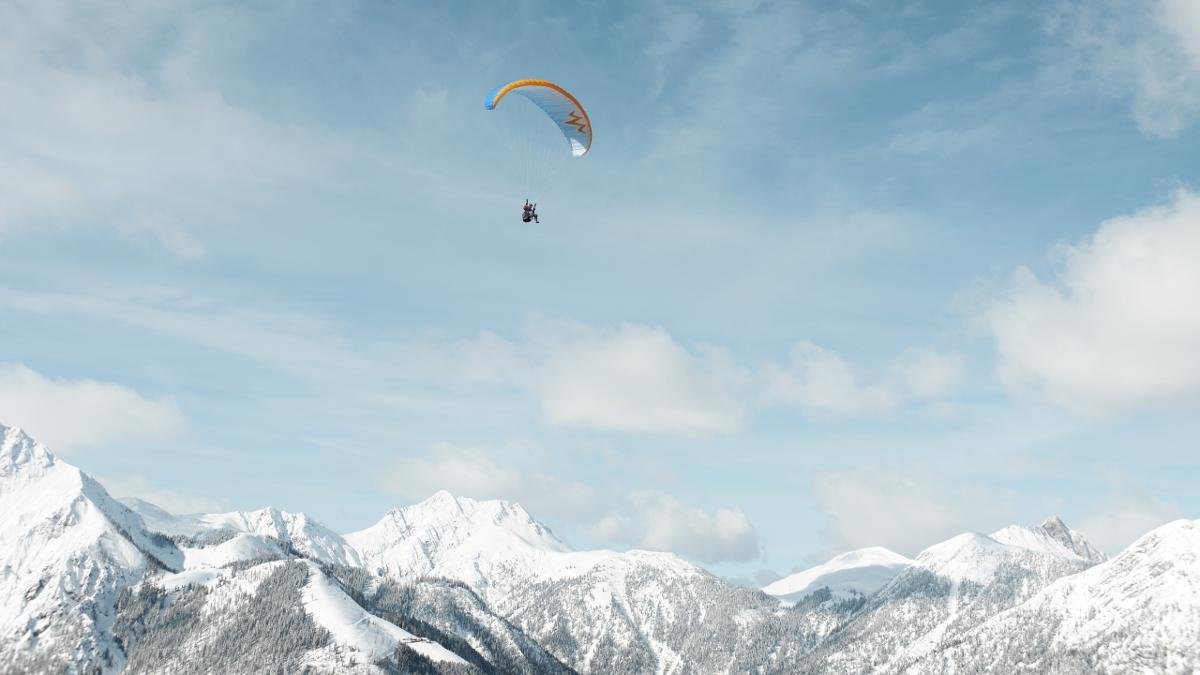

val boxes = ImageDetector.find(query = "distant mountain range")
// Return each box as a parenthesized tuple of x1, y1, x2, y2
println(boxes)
(1, 423, 1197, 673)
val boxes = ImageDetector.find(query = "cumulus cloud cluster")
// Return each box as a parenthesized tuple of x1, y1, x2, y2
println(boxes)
(455, 322, 748, 437)
(0, 363, 186, 451)
(593, 491, 759, 564)
(457, 320, 964, 437)
(988, 189, 1200, 416)
(534, 325, 747, 436)
(766, 343, 963, 417)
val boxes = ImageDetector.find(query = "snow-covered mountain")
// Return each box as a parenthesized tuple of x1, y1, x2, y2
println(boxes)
(762, 546, 912, 604)
(919, 518, 1200, 673)
(0, 424, 567, 674)
(798, 520, 1105, 673)
(348, 492, 923, 673)
(3, 422, 1197, 674)
(347, 490, 571, 602)
(122, 497, 363, 567)
(1035, 514, 1108, 564)
(0, 426, 181, 673)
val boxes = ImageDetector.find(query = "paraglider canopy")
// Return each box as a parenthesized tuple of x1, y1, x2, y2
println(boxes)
(484, 79, 592, 157)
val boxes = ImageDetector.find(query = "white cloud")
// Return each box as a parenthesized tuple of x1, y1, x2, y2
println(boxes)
(815, 465, 1184, 560)
(100, 472, 230, 515)
(895, 349, 966, 399)
(534, 324, 747, 436)
(381, 441, 760, 563)
(766, 342, 964, 418)
(592, 490, 760, 564)
(485, 323, 963, 433)
(1053, 0, 1200, 137)
(1076, 475, 1184, 555)
(379, 442, 602, 524)
(987, 189, 1200, 416)
(0, 290, 753, 436)
(454, 322, 748, 437)
(1162, 0, 1200, 68)
(0, 363, 186, 451)
(1, 283, 967, 434)
(766, 342, 895, 416)
(814, 467, 1015, 557)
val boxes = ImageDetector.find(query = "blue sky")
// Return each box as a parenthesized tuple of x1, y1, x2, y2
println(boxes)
(2, 0, 1199, 581)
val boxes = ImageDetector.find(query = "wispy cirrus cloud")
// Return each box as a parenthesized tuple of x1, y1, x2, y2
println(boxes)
(1050, 0, 1200, 137)
(0, 1, 386, 258)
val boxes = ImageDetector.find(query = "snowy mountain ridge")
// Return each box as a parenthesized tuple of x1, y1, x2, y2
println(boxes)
(0, 425, 567, 674)
(2, 422, 1198, 674)
(915, 517, 1200, 673)
(762, 546, 912, 604)
(122, 497, 363, 568)
(346, 489, 699, 606)
(0, 426, 182, 673)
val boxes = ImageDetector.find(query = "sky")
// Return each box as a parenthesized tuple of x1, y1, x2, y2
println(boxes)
(2, 0, 1199, 582)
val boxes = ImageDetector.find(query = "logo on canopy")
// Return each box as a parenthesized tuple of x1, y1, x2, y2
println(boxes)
(565, 110, 588, 134)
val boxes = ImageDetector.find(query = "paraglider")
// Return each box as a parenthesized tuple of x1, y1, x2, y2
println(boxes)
(522, 200, 539, 223)
(485, 78, 591, 222)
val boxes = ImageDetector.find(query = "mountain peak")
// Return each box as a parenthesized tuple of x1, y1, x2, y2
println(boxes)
(1038, 515, 1107, 563)
(763, 546, 911, 603)
(383, 491, 564, 548)
(347, 492, 572, 585)
(0, 422, 57, 485)
(1, 424, 55, 479)
(1040, 515, 1067, 529)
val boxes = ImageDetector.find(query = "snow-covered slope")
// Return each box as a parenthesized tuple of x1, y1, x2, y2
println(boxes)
(180, 532, 285, 569)
(299, 561, 466, 666)
(763, 546, 912, 604)
(991, 516, 1107, 564)
(122, 498, 362, 568)
(347, 490, 569, 595)
(3, 420, 1194, 674)
(348, 491, 682, 596)
(921, 518, 1200, 673)
(0, 426, 562, 674)
(320, 565, 575, 674)
(800, 518, 1104, 673)
(348, 491, 855, 673)
(0, 425, 181, 674)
